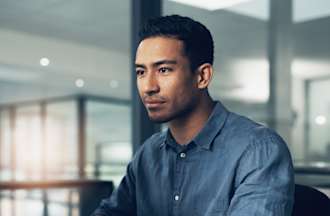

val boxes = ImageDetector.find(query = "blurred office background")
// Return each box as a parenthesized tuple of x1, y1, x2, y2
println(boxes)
(0, 0, 329, 215)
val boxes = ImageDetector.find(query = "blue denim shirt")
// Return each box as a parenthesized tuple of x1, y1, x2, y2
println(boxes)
(92, 101, 294, 216)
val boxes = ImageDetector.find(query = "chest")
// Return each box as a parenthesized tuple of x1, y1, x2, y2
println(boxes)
(135, 149, 238, 216)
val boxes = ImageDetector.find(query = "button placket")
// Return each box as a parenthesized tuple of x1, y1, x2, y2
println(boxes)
(173, 151, 186, 210)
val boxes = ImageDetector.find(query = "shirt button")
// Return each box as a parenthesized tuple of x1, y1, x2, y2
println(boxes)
(180, 152, 186, 158)
(174, 195, 180, 201)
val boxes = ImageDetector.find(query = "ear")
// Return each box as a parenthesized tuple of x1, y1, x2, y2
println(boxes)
(196, 63, 213, 89)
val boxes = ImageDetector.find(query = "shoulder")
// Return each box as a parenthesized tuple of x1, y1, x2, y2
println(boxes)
(222, 112, 290, 157)
(229, 113, 292, 167)
(224, 114, 294, 185)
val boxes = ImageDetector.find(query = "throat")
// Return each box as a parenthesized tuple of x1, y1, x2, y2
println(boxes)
(169, 100, 216, 145)
(169, 123, 200, 145)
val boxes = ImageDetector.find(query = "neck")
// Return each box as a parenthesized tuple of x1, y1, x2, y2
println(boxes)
(169, 95, 215, 145)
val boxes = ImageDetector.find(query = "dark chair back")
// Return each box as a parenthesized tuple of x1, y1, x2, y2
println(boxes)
(292, 184, 330, 216)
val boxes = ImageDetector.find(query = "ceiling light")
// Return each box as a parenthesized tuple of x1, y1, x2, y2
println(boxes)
(315, 115, 327, 125)
(110, 80, 119, 88)
(75, 78, 85, 88)
(40, 57, 50, 66)
(169, 0, 252, 11)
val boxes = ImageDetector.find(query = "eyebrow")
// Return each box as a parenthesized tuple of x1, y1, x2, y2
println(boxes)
(135, 59, 177, 69)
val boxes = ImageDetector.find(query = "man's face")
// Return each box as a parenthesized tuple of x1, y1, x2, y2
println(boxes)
(135, 36, 200, 123)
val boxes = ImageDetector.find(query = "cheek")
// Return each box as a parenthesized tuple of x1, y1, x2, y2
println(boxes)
(160, 72, 196, 100)
(165, 82, 184, 99)
(165, 81, 195, 103)
(136, 80, 143, 96)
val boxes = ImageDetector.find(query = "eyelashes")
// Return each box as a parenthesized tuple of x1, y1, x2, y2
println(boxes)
(135, 67, 174, 77)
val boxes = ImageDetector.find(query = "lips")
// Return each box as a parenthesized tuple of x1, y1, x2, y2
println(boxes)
(143, 99, 165, 109)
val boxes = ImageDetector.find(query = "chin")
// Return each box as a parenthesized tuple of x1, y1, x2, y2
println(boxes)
(149, 116, 170, 123)
(148, 113, 172, 123)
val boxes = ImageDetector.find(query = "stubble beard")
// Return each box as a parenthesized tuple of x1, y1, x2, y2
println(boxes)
(147, 100, 196, 124)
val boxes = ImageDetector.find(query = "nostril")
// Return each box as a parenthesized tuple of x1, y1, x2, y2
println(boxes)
(146, 90, 158, 96)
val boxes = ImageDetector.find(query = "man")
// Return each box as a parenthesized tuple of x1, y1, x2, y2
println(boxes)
(92, 15, 294, 216)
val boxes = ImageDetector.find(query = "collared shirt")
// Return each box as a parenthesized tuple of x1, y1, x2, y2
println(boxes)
(92, 101, 294, 216)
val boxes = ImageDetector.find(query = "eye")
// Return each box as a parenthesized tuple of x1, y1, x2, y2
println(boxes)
(159, 67, 172, 74)
(136, 69, 145, 76)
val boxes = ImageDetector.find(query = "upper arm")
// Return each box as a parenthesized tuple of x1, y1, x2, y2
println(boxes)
(227, 128, 295, 216)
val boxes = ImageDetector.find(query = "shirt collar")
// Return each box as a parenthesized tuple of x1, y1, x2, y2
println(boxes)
(193, 101, 229, 150)
(160, 101, 229, 151)
(159, 128, 179, 150)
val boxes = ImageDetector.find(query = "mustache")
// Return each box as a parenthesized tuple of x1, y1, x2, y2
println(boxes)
(142, 95, 166, 102)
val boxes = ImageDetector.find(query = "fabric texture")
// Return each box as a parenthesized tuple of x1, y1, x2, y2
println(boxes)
(91, 101, 294, 216)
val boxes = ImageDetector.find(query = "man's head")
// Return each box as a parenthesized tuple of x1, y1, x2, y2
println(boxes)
(135, 15, 214, 123)
(139, 15, 214, 72)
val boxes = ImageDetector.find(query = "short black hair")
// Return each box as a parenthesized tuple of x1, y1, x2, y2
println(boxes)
(139, 15, 214, 72)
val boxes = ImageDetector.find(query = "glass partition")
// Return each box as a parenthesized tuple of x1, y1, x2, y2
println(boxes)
(45, 101, 78, 179)
(15, 105, 42, 181)
(0, 0, 132, 215)
(86, 101, 132, 185)
(0, 96, 130, 214)
(307, 79, 330, 162)
(0, 110, 11, 181)
(0, 96, 131, 182)
(291, 0, 330, 166)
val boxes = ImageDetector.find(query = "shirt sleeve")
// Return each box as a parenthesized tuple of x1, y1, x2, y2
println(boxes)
(227, 128, 295, 216)
(90, 162, 137, 216)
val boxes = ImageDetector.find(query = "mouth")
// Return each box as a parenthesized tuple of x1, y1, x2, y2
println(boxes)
(144, 99, 166, 109)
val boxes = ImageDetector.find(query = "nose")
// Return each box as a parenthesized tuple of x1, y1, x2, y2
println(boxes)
(141, 72, 160, 96)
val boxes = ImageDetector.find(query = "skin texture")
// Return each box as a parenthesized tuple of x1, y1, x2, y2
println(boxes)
(135, 36, 215, 144)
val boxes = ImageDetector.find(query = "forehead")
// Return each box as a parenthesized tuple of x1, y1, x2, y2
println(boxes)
(135, 37, 185, 63)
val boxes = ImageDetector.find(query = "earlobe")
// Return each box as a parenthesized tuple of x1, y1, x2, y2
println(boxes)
(197, 63, 213, 89)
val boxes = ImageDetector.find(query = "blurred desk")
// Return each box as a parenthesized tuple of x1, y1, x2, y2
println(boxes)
(0, 179, 113, 216)
(295, 166, 330, 176)
(0, 179, 113, 190)
(295, 164, 330, 197)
